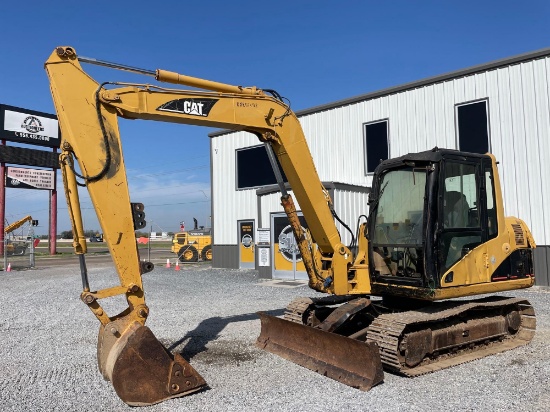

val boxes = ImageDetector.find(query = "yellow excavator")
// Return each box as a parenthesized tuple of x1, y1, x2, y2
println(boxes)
(4, 215, 33, 256)
(45, 46, 536, 406)
(4, 215, 33, 235)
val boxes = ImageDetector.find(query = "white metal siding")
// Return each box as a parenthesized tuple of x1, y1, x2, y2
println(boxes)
(212, 55, 550, 246)
(300, 110, 370, 186)
(257, 188, 369, 247)
(211, 131, 258, 244)
(332, 189, 369, 246)
(259, 191, 298, 230)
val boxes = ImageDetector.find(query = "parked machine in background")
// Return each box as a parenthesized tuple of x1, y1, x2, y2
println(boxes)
(89, 233, 103, 242)
(45, 46, 536, 406)
(4, 215, 34, 256)
(171, 218, 212, 262)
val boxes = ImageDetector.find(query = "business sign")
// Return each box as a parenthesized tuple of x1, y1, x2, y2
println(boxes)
(0, 104, 60, 148)
(6, 166, 55, 190)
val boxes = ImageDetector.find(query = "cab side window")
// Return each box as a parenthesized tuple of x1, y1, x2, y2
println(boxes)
(441, 162, 481, 272)
(443, 163, 479, 229)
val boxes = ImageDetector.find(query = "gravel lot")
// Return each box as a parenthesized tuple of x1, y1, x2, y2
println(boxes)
(1, 262, 549, 412)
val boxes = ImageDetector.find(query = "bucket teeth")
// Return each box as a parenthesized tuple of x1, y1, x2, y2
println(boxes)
(99, 323, 207, 406)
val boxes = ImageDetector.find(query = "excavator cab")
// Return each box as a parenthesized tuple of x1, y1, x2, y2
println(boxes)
(367, 148, 534, 296)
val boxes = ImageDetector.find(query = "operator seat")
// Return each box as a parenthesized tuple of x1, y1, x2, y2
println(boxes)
(444, 191, 469, 228)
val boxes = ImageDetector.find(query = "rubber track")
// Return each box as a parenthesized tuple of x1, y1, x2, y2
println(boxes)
(366, 297, 536, 376)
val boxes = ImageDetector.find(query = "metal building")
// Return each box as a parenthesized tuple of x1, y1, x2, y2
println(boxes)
(209, 47, 550, 284)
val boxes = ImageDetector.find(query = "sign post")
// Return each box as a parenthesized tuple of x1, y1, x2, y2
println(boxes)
(0, 140, 5, 256)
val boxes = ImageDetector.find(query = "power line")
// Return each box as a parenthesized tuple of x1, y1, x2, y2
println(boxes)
(141, 199, 210, 208)
(37, 198, 211, 212)
(130, 165, 208, 178)
(127, 185, 210, 194)
(126, 156, 209, 172)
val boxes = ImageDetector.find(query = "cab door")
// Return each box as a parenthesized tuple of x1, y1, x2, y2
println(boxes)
(439, 160, 484, 284)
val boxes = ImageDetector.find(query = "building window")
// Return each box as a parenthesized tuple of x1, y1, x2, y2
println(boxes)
(456, 100, 490, 154)
(236, 145, 288, 190)
(364, 120, 389, 174)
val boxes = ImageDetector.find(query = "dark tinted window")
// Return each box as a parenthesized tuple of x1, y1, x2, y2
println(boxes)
(457, 101, 489, 154)
(365, 120, 389, 173)
(236, 145, 288, 189)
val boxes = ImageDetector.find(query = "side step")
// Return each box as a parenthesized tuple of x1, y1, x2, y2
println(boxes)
(256, 312, 384, 390)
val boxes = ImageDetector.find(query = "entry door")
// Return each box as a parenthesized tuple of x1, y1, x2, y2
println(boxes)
(271, 213, 308, 280)
(238, 220, 255, 269)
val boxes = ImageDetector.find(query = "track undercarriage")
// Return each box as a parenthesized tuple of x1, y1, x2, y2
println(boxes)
(267, 294, 536, 380)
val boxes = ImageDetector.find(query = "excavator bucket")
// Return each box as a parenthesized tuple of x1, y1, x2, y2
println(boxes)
(256, 312, 384, 390)
(97, 321, 207, 406)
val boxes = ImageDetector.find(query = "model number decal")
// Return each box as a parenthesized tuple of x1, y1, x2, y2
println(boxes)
(236, 102, 258, 108)
(157, 98, 219, 117)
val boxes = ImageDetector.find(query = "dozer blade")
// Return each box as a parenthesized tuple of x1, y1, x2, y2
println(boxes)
(256, 312, 384, 391)
(97, 321, 207, 406)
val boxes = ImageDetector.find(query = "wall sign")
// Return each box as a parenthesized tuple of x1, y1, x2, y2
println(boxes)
(256, 228, 270, 245)
(258, 247, 270, 267)
(277, 224, 304, 262)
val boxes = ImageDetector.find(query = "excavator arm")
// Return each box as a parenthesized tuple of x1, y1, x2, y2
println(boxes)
(45, 46, 374, 405)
